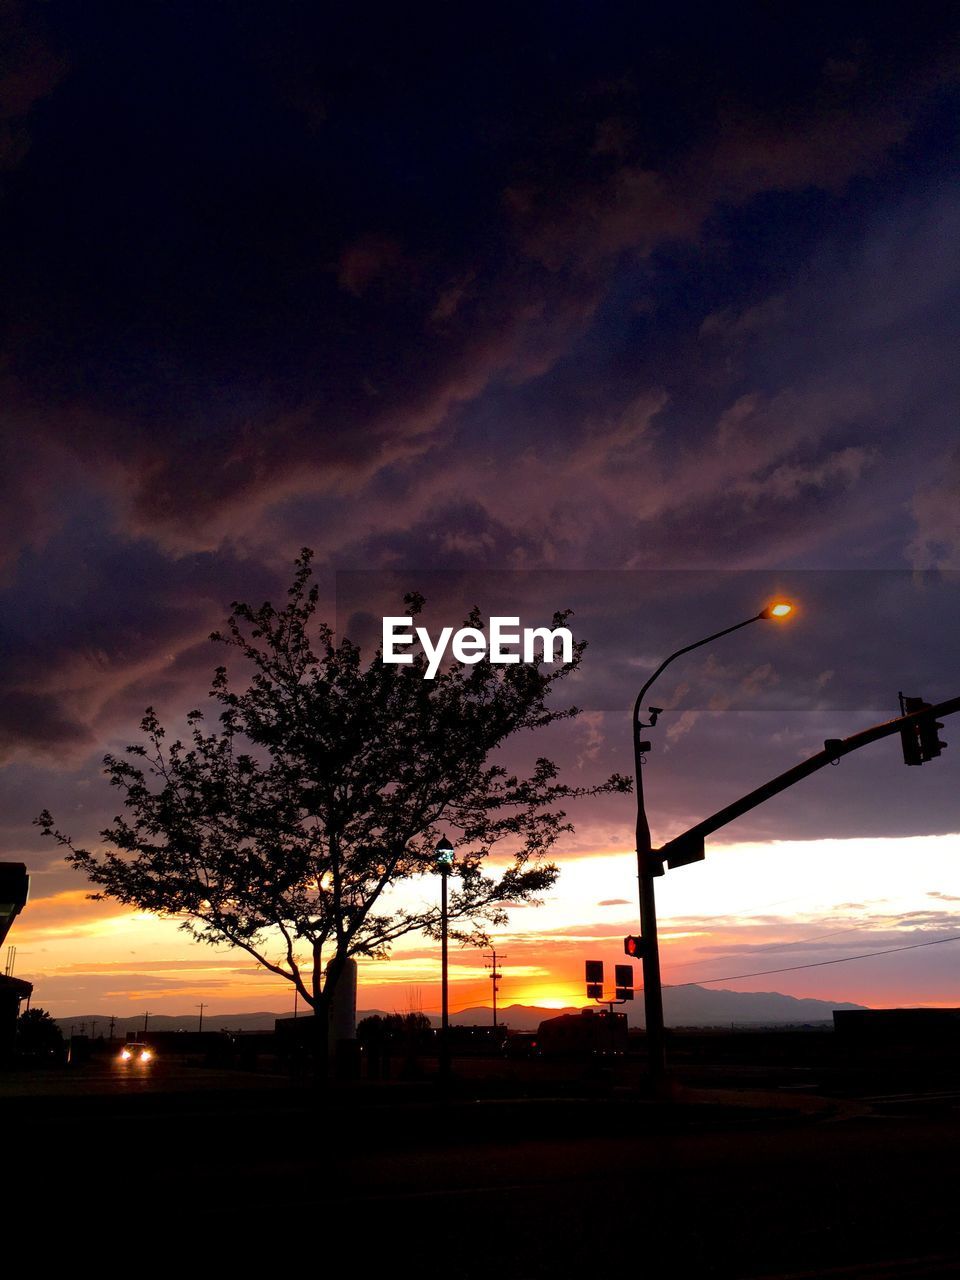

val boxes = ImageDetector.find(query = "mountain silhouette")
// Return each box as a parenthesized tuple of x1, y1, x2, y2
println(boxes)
(54, 986, 866, 1039)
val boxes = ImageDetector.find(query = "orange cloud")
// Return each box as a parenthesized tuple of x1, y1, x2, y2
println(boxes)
(14, 889, 132, 939)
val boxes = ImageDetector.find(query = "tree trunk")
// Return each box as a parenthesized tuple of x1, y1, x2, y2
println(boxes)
(312, 940, 330, 1083)
(311, 996, 331, 1084)
(312, 943, 355, 1082)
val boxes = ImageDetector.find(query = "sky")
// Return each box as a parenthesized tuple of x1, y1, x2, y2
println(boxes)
(3, 2, 960, 1019)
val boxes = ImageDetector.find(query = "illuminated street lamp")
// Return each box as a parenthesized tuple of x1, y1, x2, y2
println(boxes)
(435, 835, 455, 1081)
(632, 601, 794, 1088)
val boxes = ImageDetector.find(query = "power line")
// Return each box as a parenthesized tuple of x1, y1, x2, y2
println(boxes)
(663, 921, 878, 971)
(668, 931, 960, 987)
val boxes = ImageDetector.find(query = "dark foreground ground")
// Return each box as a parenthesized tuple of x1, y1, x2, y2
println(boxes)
(4, 1039, 960, 1277)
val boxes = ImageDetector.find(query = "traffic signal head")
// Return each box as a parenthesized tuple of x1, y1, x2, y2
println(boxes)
(623, 935, 644, 959)
(899, 695, 947, 765)
(615, 964, 634, 1001)
(900, 721, 923, 766)
(918, 712, 947, 762)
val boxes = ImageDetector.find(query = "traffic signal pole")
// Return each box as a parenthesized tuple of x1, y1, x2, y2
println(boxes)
(657, 694, 960, 871)
(634, 715, 667, 1088)
(632, 611, 770, 1091)
(635, 691, 957, 1087)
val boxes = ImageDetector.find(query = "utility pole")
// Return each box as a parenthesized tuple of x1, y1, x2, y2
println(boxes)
(108, 1015, 116, 1040)
(484, 950, 505, 1028)
(197, 1003, 206, 1033)
(143, 1010, 150, 1034)
(435, 837, 455, 1083)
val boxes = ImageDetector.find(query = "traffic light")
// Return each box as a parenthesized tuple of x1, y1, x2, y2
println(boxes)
(899, 695, 947, 765)
(899, 703, 923, 765)
(615, 964, 634, 1001)
(918, 710, 947, 762)
(623, 935, 644, 959)
(585, 959, 603, 999)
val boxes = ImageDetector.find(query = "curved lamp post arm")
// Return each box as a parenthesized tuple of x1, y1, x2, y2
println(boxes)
(631, 611, 766, 736)
(632, 611, 767, 864)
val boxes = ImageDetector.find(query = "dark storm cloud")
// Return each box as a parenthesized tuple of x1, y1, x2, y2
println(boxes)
(0, 0, 67, 171)
(289, 181, 960, 578)
(0, 2, 958, 853)
(0, 518, 280, 762)
(1, 1, 958, 562)
(0, 689, 92, 757)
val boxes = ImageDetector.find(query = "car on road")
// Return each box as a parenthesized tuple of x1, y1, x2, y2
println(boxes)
(118, 1042, 155, 1066)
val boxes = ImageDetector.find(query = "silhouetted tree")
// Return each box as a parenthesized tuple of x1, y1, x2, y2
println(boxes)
(17, 1007, 65, 1061)
(357, 1012, 432, 1041)
(357, 1012, 433, 1079)
(39, 549, 629, 1074)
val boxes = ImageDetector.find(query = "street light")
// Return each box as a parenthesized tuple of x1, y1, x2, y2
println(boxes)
(632, 601, 794, 1089)
(435, 835, 455, 1082)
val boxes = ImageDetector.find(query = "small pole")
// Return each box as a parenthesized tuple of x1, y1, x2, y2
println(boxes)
(143, 1010, 150, 1034)
(197, 1003, 206, 1033)
(484, 949, 505, 1028)
(435, 836, 455, 1084)
(440, 867, 449, 1080)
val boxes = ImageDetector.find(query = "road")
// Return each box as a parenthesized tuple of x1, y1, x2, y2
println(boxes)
(4, 1064, 959, 1275)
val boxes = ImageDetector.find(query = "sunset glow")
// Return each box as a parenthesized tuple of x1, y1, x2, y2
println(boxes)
(13, 832, 958, 1018)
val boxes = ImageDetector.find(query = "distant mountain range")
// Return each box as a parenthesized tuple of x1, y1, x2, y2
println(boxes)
(448, 986, 866, 1030)
(53, 985, 866, 1037)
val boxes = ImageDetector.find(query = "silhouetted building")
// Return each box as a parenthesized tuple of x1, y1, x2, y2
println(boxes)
(0, 863, 32, 1061)
(537, 1007, 628, 1057)
(834, 1008, 960, 1045)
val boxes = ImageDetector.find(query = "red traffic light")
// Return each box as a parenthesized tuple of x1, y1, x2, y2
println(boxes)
(624, 935, 644, 959)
